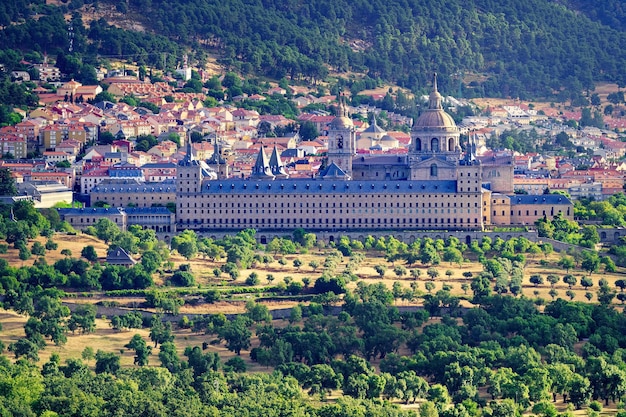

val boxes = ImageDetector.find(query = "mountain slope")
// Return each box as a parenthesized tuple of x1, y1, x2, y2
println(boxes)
(126, 0, 626, 97)
(0, 0, 625, 99)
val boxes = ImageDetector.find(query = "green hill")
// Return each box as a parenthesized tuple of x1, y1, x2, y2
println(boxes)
(1, 0, 625, 99)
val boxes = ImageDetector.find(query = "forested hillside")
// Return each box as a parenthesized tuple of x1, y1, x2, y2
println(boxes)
(565, 0, 626, 32)
(0, 0, 626, 98)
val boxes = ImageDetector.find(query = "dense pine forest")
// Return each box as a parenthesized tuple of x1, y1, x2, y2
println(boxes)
(0, 0, 625, 99)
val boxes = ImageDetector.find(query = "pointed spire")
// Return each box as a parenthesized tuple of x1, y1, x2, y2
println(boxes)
(207, 139, 226, 165)
(269, 146, 289, 179)
(338, 93, 344, 117)
(428, 72, 443, 110)
(251, 146, 274, 179)
(471, 131, 477, 157)
(186, 137, 194, 161)
(179, 135, 196, 166)
(465, 130, 477, 162)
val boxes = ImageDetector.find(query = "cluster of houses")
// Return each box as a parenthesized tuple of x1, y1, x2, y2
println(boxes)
(463, 103, 626, 200)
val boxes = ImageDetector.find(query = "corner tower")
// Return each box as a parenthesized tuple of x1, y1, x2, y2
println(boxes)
(177, 141, 204, 194)
(326, 96, 356, 178)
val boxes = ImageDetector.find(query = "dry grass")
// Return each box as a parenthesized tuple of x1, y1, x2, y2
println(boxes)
(0, 310, 267, 372)
(472, 82, 622, 113)
(167, 248, 626, 314)
(5, 232, 626, 313)
(0, 233, 109, 267)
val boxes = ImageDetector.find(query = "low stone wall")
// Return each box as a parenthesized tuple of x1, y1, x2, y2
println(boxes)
(540, 237, 587, 253)
(596, 228, 626, 245)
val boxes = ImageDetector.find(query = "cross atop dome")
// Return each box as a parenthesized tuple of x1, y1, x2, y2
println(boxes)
(429, 72, 443, 110)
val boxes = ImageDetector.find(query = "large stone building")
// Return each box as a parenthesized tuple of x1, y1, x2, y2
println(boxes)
(175, 74, 573, 233)
(59, 206, 175, 235)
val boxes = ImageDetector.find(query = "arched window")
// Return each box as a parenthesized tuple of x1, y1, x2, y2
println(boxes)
(430, 164, 438, 177)
(431, 138, 439, 152)
(415, 138, 422, 151)
(448, 137, 455, 152)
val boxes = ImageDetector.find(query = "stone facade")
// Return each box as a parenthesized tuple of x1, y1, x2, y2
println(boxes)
(58, 206, 176, 236)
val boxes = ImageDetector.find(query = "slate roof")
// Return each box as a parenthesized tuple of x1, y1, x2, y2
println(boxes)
(91, 179, 176, 193)
(321, 162, 350, 180)
(141, 162, 177, 169)
(106, 247, 136, 266)
(58, 207, 124, 216)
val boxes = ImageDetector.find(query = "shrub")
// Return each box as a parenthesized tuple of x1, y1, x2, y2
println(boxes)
(224, 357, 247, 372)
(245, 272, 260, 286)
(589, 401, 602, 412)
(170, 271, 196, 287)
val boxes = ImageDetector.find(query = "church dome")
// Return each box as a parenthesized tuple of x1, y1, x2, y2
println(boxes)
(412, 73, 457, 131)
(330, 115, 353, 130)
(413, 108, 457, 130)
(330, 96, 354, 129)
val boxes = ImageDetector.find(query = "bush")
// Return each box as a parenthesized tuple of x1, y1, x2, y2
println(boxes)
(286, 281, 303, 295)
(245, 272, 260, 286)
(170, 271, 196, 287)
(224, 356, 247, 372)
(588, 401, 602, 412)
(0, 244, 7, 254)
(81, 245, 98, 262)
(204, 289, 221, 304)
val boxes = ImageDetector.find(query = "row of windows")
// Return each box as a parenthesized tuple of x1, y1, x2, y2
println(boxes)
(414, 137, 457, 153)
(494, 209, 569, 217)
(182, 191, 479, 200)
(183, 201, 480, 209)
(188, 208, 479, 215)
(103, 196, 170, 202)
(72, 217, 121, 224)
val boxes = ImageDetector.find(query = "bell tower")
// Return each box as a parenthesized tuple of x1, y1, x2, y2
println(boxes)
(327, 96, 356, 178)
(177, 141, 203, 194)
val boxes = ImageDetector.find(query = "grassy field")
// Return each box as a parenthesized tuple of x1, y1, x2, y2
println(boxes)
(5, 231, 620, 312)
(0, 233, 109, 266)
(164, 248, 625, 315)
(0, 310, 270, 372)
